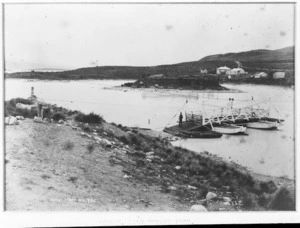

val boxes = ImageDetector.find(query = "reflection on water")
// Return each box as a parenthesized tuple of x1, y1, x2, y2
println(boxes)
(5, 79, 295, 179)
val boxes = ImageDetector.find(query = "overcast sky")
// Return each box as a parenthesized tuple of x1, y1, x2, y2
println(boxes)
(4, 3, 295, 72)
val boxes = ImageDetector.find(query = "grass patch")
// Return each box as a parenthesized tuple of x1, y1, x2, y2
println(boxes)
(67, 176, 78, 183)
(41, 174, 51, 180)
(75, 112, 104, 124)
(241, 191, 259, 210)
(87, 143, 96, 153)
(62, 140, 74, 150)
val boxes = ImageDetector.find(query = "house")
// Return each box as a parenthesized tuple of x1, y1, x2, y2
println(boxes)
(254, 72, 268, 79)
(148, 74, 165, 79)
(216, 66, 230, 74)
(227, 68, 246, 75)
(273, 72, 285, 79)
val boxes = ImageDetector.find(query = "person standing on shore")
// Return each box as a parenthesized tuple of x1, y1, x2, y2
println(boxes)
(179, 112, 183, 127)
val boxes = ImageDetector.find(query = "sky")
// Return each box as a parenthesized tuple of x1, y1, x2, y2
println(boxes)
(4, 3, 295, 72)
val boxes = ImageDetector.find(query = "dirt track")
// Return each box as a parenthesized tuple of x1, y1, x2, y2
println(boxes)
(5, 119, 185, 211)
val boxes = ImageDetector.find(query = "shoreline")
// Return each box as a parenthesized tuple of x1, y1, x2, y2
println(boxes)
(5, 77, 294, 88)
(104, 85, 245, 94)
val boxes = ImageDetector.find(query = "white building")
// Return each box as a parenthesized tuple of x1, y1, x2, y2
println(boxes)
(227, 68, 246, 75)
(273, 72, 285, 79)
(216, 66, 230, 74)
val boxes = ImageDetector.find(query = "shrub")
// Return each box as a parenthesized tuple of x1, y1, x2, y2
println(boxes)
(118, 135, 129, 144)
(75, 112, 104, 124)
(268, 186, 295, 211)
(258, 193, 272, 207)
(241, 191, 259, 210)
(62, 140, 74, 150)
(87, 143, 95, 153)
(51, 112, 65, 121)
(260, 181, 277, 194)
(82, 125, 92, 132)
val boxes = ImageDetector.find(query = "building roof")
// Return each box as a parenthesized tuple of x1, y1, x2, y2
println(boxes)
(217, 66, 230, 70)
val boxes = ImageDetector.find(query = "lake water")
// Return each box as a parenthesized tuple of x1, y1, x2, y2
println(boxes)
(5, 79, 295, 179)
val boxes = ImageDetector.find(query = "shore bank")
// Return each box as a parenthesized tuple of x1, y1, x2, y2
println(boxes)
(4, 98, 295, 211)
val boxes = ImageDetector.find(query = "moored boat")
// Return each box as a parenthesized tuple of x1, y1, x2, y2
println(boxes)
(245, 120, 279, 130)
(212, 124, 247, 135)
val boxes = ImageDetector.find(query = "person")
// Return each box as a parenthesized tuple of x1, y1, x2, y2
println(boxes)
(179, 112, 183, 127)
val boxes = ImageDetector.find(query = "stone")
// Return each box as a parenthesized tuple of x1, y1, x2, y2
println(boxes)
(206, 192, 217, 201)
(168, 186, 177, 191)
(146, 151, 155, 156)
(175, 166, 181, 170)
(223, 197, 231, 202)
(190, 205, 207, 212)
(5, 117, 10, 125)
(16, 116, 25, 120)
(58, 119, 64, 124)
(123, 175, 130, 179)
(8, 116, 18, 125)
(188, 185, 198, 190)
(223, 202, 231, 206)
(33, 116, 43, 123)
(102, 138, 112, 147)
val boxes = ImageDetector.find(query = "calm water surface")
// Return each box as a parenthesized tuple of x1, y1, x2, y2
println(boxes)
(5, 79, 295, 179)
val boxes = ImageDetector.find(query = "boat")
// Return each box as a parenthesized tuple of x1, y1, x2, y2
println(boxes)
(245, 120, 279, 130)
(179, 129, 222, 138)
(163, 122, 223, 138)
(212, 124, 247, 135)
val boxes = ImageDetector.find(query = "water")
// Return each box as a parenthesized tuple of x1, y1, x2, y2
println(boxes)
(5, 79, 295, 179)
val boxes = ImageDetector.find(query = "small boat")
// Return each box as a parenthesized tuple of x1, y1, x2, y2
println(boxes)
(212, 124, 247, 135)
(245, 120, 279, 130)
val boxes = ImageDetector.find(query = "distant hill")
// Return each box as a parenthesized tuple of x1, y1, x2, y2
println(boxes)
(199, 46, 294, 72)
(6, 46, 294, 80)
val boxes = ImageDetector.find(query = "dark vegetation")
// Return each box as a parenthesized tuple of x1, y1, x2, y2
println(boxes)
(62, 140, 75, 151)
(6, 46, 294, 86)
(75, 112, 104, 124)
(112, 128, 292, 210)
(123, 76, 227, 90)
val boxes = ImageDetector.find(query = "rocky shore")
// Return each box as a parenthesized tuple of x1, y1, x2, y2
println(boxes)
(4, 98, 295, 211)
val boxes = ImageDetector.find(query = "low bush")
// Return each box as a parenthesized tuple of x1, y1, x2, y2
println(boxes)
(241, 191, 259, 210)
(62, 140, 74, 150)
(75, 112, 104, 124)
(118, 135, 129, 144)
(268, 186, 295, 211)
(87, 143, 95, 153)
(51, 112, 65, 121)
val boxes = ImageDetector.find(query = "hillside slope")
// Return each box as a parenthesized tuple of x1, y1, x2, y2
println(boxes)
(6, 46, 294, 80)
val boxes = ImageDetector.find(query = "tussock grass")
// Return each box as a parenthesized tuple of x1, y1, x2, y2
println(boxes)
(268, 186, 295, 211)
(51, 112, 65, 121)
(87, 143, 96, 153)
(75, 112, 104, 124)
(62, 140, 74, 150)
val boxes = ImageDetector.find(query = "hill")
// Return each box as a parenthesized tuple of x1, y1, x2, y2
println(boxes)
(5, 46, 294, 80)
